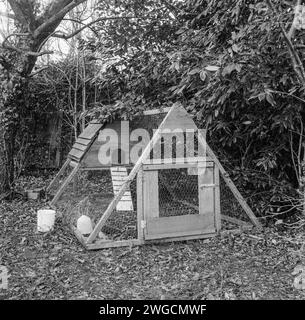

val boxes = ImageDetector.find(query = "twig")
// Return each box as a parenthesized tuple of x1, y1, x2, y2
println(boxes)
(266, 0, 305, 84)
(2, 33, 53, 56)
(33, 0, 88, 38)
(29, 66, 49, 77)
(52, 16, 141, 40)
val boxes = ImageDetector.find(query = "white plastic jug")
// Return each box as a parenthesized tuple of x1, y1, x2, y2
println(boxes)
(37, 209, 56, 232)
(77, 215, 93, 235)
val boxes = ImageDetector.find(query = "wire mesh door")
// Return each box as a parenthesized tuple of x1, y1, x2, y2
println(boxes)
(142, 161, 218, 240)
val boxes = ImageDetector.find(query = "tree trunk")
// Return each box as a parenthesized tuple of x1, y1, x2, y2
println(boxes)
(0, 0, 90, 196)
(0, 49, 34, 196)
(0, 87, 20, 194)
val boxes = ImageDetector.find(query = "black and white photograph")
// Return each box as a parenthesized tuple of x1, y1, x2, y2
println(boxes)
(0, 0, 305, 308)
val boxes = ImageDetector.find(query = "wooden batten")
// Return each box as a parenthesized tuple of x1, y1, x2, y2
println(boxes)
(221, 215, 252, 227)
(145, 214, 215, 240)
(214, 167, 221, 232)
(143, 170, 159, 220)
(137, 167, 145, 243)
(86, 239, 141, 250)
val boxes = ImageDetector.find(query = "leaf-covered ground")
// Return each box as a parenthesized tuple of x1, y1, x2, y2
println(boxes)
(1, 174, 305, 300)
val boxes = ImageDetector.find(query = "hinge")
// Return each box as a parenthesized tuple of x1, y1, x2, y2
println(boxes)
(141, 220, 146, 229)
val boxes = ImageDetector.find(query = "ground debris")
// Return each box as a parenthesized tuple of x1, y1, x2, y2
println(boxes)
(1, 175, 305, 299)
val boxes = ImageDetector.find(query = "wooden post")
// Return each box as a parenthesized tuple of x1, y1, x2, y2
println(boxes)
(46, 159, 70, 193)
(198, 164, 214, 216)
(143, 170, 159, 219)
(137, 167, 144, 243)
(50, 163, 81, 207)
(214, 167, 221, 232)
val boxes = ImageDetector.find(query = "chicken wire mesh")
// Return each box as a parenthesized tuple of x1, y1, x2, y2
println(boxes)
(99, 169, 138, 241)
(158, 168, 199, 217)
(54, 169, 138, 241)
(157, 166, 253, 227)
(53, 161, 253, 243)
(219, 174, 252, 225)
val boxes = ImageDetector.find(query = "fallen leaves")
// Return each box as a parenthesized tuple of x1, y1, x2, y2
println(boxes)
(1, 175, 305, 299)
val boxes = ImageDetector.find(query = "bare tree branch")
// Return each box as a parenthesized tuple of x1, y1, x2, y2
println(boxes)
(52, 16, 138, 40)
(3, 43, 53, 56)
(7, 0, 36, 31)
(2, 33, 53, 56)
(29, 66, 49, 77)
(288, 0, 301, 40)
(33, 0, 88, 38)
(266, 0, 305, 84)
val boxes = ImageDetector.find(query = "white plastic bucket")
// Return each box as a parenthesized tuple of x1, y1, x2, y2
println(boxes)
(77, 215, 93, 235)
(37, 209, 56, 232)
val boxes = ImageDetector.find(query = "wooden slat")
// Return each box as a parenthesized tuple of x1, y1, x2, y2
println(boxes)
(116, 201, 134, 211)
(143, 160, 214, 171)
(198, 165, 215, 216)
(112, 167, 128, 171)
(78, 123, 103, 140)
(50, 163, 81, 206)
(146, 214, 215, 240)
(87, 232, 217, 249)
(69, 148, 85, 160)
(86, 239, 141, 250)
(214, 167, 221, 232)
(144, 170, 159, 220)
(75, 137, 92, 146)
(46, 159, 70, 193)
(80, 166, 133, 171)
(69, 160, 79, 168)
(113, 187, 131, 194)
(111, 171, 130, 176)
(153, 136, 161, 160)
(81, 121, 133, 168)
(145, 232, 216, 244)
(143, 157, 212, 165)
(73, 143, 87, 152)
(112, 180, 126, 186)
(137, 167, 144, 243)
(112, 176, 128, 182)
(163, 132, 173, 159)
(186, 129, 195, 158)
(112, 189, 131, 200)
(221, 215, 251, 227)
(117, 197, 133, 202)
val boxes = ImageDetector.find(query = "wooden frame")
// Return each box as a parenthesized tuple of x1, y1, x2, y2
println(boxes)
(47, 103, 261, 250)
(142, 159, 217, 241)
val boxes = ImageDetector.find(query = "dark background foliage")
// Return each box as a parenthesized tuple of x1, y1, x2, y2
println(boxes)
(22, 0, 305, 219)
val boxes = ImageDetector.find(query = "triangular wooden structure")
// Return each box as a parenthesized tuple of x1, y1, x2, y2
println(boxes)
(47, 103, 261, 250)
